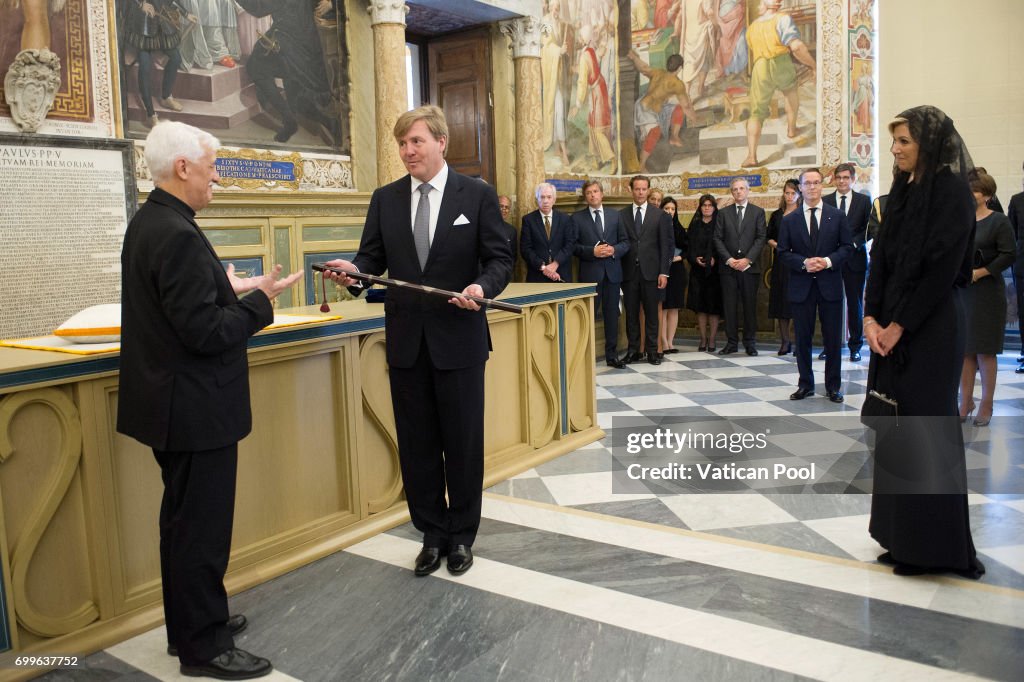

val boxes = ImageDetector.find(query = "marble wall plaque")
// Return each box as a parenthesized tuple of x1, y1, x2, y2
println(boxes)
(0, 134, 135, 339)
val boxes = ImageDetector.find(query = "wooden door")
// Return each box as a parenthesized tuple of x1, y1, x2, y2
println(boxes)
(427, 29, 494, 182)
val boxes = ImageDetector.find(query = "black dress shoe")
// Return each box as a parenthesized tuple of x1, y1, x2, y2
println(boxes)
(777, 343, 791, 355)
(180, 648, 272, 680)
(790, 387, 814, 400)
(169, 615, 248, 656)
(664, 348, 679, 354)
(746, 348, 758, 356)
(817, 351, 826, 360)
(447, 544, 474, 574)
(698, 344, 707, 352)
(606, 357, 626, 369)
(849, 351, 862, 362)
(647, 352, 662, 365)
(622, 351, 643, 364)
(414, 546, 443, 576)
(718, 346, 737, 355)
(827, 391, 845, 403)
(1016, 363, 1024, 374)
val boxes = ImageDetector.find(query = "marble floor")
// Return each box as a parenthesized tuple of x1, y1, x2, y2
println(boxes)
(38, 341, 1024, 681)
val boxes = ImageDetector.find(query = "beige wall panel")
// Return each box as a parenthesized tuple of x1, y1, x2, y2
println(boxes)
(483, 314, 528, 458)
(564, 298, 596, 434)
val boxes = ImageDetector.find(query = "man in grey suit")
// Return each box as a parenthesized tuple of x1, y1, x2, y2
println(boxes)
(714, 177, 767, 355)
(620, 174, 673, 365)
(823, 162, 872, 361)
(574, 179, 630, 368)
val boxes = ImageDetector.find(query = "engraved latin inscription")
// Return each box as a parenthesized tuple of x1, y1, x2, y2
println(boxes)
(0, 145, 128, 339)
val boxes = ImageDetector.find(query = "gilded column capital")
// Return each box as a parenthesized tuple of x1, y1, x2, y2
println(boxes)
(367, 0, 407, 26)
(499, 16, 542, 59)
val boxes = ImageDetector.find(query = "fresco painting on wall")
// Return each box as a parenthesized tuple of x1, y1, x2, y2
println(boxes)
(0, 0, 94, 126)
(625, 0, 818, 175)
(115, 0, 350, 156)
(541, 0, 619, 175)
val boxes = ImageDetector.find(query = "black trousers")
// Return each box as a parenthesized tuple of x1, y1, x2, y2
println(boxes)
(623, 276, 660, 354)
(595, 278, 622, 360)
(153, 444, 237, 665)
(843, 266, 867, 352)
(136, 48, 182, 116)
(792, 285, 843, 393)
(389, 340, 486, 548)
(720, 268, 759, 349)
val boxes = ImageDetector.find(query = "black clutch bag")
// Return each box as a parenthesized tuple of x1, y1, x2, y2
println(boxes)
(861, 359, 898, 430)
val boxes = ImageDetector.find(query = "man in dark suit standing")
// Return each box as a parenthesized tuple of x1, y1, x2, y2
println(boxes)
(521, 182, 577, 282)
(778, 168, 853, 403)
(498, 194, 519, 276)
(714, 177, 767, 356)
(823, 162, 871, 362)
(620, 174, 672, 365)
(574, 179, 630, 368)
(325, 106, 512, 577)
(118, 122, 300, 680)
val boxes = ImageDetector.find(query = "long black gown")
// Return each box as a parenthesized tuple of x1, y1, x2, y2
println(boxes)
(766, 209, 792, 320)
(686, 218, 722, 315)
(865, 167, 981, 574)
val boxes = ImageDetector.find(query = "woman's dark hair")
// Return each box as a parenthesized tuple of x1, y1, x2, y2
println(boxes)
(777, 179, 801, 212)
(968, 171, 996, 198)
(659, 195, 678, 212)
(689, 193, 718, 229)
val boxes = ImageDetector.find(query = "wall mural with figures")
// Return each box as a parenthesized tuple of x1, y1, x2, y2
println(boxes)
(543, 0, 871, 197)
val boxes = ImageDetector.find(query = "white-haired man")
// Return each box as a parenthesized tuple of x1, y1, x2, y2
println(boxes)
(118, 121, 300, 680)
(521, 181, 577, 282)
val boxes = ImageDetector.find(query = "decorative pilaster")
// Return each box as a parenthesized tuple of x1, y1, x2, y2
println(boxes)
(367, 1, 409, 185)
(500, 17, 544, 226)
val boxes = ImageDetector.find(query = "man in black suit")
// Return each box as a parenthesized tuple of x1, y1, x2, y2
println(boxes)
(498, 194, 519, 276)
(620, 174, 672, 365)
(1007, 163, 1024, 372)
(118, 121, 300, 680)
(521, 182, 577, 282)
(325, 106, 512, 577)
(778, 168, 853, 403)
(573, 179, 630, 368)
(823, 162, 871, 362)
(713, 177, 767, 355)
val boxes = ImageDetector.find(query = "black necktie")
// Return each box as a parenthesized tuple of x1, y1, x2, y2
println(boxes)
(809, 207, 819, 247)
(635, 206, 642, 232)
(839, 194, 847, 214)
(594, 210, 604, 238)
(736, 204, 744, 223)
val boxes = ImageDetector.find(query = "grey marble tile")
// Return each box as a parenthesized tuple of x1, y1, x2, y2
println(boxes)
(683, 391, 760, 405)
(646, 369, 710, 381)
(632, 406, 720, 419)
(973, 552, 1024, 590)
(708, 521, 856, 559)
(34, 652, 158, 682)
(597, 398, 634, 413)
(717, 375, 791, 389)
(760, 493, 871, 520)
(573, 498, 691, 530)
(675, 358, 744, 369)
(968, 502, 1024, 548)
(605, 383, 675, 398)
(967, 465, 1024, 496)
(486, 477, 557, 504)
(753, 363, 805, 375)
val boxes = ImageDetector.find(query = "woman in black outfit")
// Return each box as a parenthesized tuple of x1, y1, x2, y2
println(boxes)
(686, 194, 723, 351)
(959, 171, 1016, 426)
(864, 105, 984, 579)
(766, 179, 801, 355)
(659, 196, 689, 353)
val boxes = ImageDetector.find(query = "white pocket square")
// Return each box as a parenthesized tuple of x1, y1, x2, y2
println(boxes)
(453, 214, 471, 226)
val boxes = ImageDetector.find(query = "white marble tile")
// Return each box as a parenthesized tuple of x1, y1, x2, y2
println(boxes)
(726, 355, 789, 367)
(659, 378, 735, 393)
(620, 393, 699, 411)
(597, 410, 642, 429)
(800, 514, 880, 562)
(1001, 498, 1024, 515)
(696, 366, 761, 379)
(539, 471, 655, 506)
(595, 386, 616, 399)
(659, 493, 797, 531)
(977, 544, 1024, 573)
(768, 431, 864, 457)
(511, 468, 540, 479)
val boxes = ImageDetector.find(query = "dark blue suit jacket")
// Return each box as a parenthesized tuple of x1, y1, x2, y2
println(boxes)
(573, 206, 629, 284)
(778, 202, 853, 302)
(352, 169, 513, 370)
(521, 209, 576, 282)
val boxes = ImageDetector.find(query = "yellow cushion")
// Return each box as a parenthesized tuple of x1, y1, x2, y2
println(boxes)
(53, 304, 121, 344)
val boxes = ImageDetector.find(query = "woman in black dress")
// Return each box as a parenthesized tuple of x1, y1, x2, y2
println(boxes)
(864, 105, 984, 579)
(686, 194, 723, 351)
(766, 179, 801, 355)
(659, 196, 689, 353)
(959, 171, 1016, 426)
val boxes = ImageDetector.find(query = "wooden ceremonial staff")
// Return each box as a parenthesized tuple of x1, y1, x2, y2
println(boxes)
(311, 263, 525, 314)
